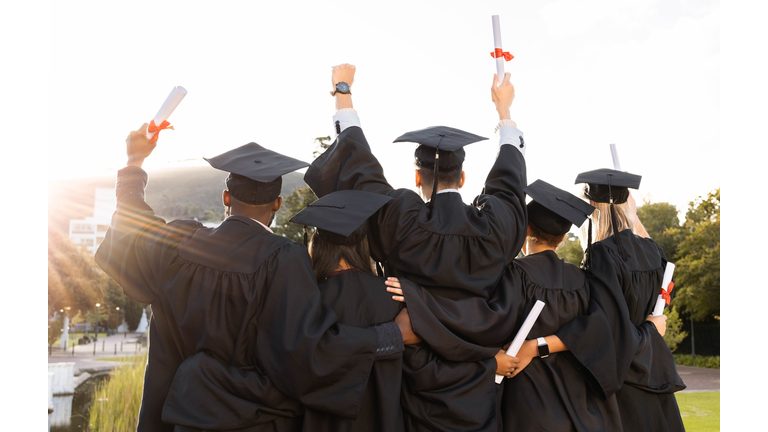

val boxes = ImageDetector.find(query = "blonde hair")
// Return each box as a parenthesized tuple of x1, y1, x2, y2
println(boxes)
(582, 202, 635, 245)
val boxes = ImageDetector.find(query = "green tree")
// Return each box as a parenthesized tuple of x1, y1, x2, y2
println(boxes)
(48, 315, 64, 346)
(556, 233, 584, 266)
(636, 201, 684, 259)
(671, 189, 720, 321)
(272, 136, 331, 244)
(663, 306, 688, 352)
(48, 229, 105, 318)
(273, 186, 318, 243)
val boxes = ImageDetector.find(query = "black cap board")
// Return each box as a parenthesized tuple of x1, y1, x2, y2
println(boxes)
(205, 143, 309, 206)
(574, 168, 641, 204)
(524, 180, 596, 236)
(290, 190, 393, 244)
(574, 168, 641, 262)
(204, 142, 309, 183)
(394, 126, 487, 209)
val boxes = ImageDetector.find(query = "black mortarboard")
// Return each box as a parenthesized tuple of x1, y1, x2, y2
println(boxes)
(524, 180, 595, 236)
(394, 126, 487, 208)
(574, 168, 642, 262)
(204, 143, 309, 205)
(574, 168, 641, 205)
(290, 190, 393, 246)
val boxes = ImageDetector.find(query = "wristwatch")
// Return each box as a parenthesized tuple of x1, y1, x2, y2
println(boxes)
(537, 337, 550, 358)
(330, 81, 351, 96)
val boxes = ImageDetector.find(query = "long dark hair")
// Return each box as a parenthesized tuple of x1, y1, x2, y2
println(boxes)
(309, 223, 375, 283)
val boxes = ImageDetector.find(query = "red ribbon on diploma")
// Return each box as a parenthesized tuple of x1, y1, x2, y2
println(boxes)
(148, 119, 174, 143)
(490, 48, 514, 61)
(661, 282, 675, 305)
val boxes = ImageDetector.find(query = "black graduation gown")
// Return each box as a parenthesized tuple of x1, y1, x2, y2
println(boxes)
(304, 126, 528, 299)
(396, 252, 623, 432)
(95, 166, 387, 432)
(301, 269, 404, 432)
(555, 230, 686, 432)
(498, 251, 623, 432)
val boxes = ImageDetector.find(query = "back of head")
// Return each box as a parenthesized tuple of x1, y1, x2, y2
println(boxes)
(227, 173, 282, 205)
(590, 201, 636, 243)
(309, 222, 375, 283)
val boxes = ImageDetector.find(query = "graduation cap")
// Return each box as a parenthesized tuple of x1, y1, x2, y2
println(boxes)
(204, 143, 309, 206)
(393, 126, 487, 208)
(290, 190, 393, 246)
(575, 168, 642, 261)
(524, 180, 595, 236)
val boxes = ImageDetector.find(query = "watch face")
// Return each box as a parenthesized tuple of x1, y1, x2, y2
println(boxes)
(336, 82, 350, 93)
(538, 343, 550, 357)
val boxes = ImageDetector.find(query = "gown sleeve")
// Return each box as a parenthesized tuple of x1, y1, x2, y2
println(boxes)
(474, 145, 528, 264)
(304, 126, 394, 198)
(94, 166, 202, 304)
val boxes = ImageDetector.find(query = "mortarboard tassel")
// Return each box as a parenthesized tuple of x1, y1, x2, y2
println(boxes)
(303, 225, 308, 247)
(430, 148, 440, 210)
(583, 217, 593, 270)
(375, 261, 384, 277)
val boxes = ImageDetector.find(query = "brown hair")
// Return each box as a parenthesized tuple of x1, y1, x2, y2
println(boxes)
(309, 231, 375, 283)
(417, 165, 463, 192)
(528, 222, 567, 249)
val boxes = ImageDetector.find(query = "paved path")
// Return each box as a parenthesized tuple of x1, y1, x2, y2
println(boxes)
(48, 332, 145, 383)
(676, 365, 720, 392)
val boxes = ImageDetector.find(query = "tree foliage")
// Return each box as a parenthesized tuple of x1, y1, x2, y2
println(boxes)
(272, 136, 331, 244)
(671, 189, 720, 321)
(636, 201, 684, 259)
(663, 306, 688, 352)
(556, 233, 584, 266)
(48, 229, 105, 317)
(48, 315, 64, 346)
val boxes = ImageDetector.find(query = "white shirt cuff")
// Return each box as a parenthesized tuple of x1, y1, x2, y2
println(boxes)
(333, 109, 361, 137)
(498, 124, 525, 156)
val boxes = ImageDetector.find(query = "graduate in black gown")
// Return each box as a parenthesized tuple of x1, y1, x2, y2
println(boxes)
(307, 65, 525, 431)
(288, 190, 404, 432)
(554, 169, 687, 432)
(306, 64, 528, 300)
(386, 180, 646, 431)
(95, 126, 417, 431)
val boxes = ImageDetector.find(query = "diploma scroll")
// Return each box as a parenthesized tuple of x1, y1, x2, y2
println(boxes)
(610, 143, 622, 171)
(652, 262, 675, 316)
(495, 300, 545, 384)
(492, 15, 505, 82)
(146, 86, 188, 142)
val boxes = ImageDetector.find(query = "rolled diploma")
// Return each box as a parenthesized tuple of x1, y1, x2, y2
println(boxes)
(147, 86, 188, 140)
(610, 143, 622, 171)
(495, 300, 546, 384)
(492, 15, 505, 82)
(652, 262, 675, 316)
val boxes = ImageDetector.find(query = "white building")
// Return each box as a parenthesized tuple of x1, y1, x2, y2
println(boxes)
(68, 188, 116, 255)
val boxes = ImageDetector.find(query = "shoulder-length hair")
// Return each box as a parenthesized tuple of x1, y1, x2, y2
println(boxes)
(309, 224, 375, 283)
(582, 201, 636, 245)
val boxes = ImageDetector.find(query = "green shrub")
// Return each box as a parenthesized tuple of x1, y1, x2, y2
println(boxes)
(674, 354, 720, 369)
(89, 351, 147, 431)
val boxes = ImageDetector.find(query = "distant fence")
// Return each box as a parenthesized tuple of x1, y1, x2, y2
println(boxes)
(674, 322, 720, 356)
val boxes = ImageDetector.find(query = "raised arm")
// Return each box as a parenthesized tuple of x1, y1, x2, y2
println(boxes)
(476, 73, 528, 262)
(305, 64, 395, 198)
(95, 124, 200, 304)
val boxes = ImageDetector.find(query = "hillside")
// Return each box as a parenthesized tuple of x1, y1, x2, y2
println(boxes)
(48, 166, 308, 233)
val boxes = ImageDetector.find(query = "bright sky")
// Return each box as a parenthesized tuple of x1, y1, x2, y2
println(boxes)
(49, 0, 719, 215)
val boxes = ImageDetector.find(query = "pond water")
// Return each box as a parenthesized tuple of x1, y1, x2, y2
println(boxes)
(50, 374, 109, 431)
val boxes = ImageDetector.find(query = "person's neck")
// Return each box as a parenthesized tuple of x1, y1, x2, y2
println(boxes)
(335, 257, 352, 272)
(525, 241, 556, 256)
(232, 210, 272, 227)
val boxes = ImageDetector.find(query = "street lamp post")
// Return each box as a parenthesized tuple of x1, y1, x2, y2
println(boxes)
(95, 303, 101, 341)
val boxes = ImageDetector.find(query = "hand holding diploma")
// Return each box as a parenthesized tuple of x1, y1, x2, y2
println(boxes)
(146, 86, 187, 143)
(495, 300, 545, 383)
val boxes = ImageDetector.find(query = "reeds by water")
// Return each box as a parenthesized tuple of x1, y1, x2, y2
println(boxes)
(88, 351, 147, 431)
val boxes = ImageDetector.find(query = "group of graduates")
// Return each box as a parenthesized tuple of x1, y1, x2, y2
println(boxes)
(95, 63, 687, 432)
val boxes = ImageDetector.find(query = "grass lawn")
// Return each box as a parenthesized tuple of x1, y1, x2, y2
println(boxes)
(676, 392, 720, 432)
